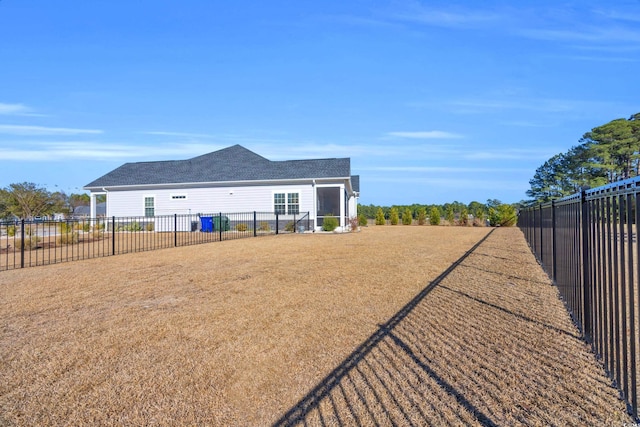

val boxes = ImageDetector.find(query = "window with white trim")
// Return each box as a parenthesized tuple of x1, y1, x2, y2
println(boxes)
(274, 192, 300, 214)
(144, 196, 155, 217)
(274, 193, 286, 214)
(287, 192, 299, 214)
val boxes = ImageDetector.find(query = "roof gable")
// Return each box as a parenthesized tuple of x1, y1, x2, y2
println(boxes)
(85, 144, 351, 188)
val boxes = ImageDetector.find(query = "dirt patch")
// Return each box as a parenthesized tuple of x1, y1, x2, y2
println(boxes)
(0, 226, 630, 426)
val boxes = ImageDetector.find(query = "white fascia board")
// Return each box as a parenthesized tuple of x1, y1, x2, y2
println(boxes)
(84, 177, 350, 192)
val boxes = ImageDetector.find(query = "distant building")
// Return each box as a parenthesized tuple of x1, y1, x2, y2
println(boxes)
(73, 203, 106, 218)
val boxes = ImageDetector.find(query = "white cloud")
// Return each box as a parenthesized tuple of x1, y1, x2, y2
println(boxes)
(359, 165, 524, 173)
(394, 5, 502, 30)
(143, 131, 217, 138)
(387, 131, 463, 139)
(0, 142, 225, 161)
(0, 124, 103, 136)
(0, 103, 32, 115)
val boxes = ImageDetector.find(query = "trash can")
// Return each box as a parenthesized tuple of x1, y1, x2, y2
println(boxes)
(200, 216, 213, 232)
(213, 215, 230, 231)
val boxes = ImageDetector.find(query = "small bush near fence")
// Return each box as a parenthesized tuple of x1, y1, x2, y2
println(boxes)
(259, 221, 271, 232)
(16, 236, 41, 250)
(322, 216, 339, 232)
(349, 216, 359, 231)
(236, 223, 248, 232)
(57, 232, 79, 245)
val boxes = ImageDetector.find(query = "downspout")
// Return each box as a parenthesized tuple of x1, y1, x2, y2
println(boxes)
(312, 180, 316, 232)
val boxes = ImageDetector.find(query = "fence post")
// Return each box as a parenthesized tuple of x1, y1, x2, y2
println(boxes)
(174, 214, 178, 247)
(276, 212, 279, 235)
(581, 189, 592, 341)
(20, 219, 25, 269)
(551, 200, 556, 285)
(539, 203, 544, 265)
(253, 211, 257, 237)
(112, 216, 116, 256)
(219, 212, 223, 242)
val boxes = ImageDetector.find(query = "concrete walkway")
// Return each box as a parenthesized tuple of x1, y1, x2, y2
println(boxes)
(274, 227, 632, 426)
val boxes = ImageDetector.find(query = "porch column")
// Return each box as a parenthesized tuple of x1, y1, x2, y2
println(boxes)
(90, 193, 97, 219)
(340, 185, 345, 228)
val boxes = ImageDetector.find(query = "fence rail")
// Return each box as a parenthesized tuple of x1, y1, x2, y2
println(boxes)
(0, 211, 311, 272)
(519, 178, 640, 420)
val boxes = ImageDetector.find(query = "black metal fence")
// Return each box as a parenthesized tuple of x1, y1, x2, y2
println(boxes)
(519, 178, 640, 420)
(0, 211, 311, 272)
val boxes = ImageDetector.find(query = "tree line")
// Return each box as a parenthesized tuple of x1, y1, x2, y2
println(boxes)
(527, 113, 640, 203)
(357, 199, 517, 227)
(2, 181, 518, 227)
(0, 182, 96, 220)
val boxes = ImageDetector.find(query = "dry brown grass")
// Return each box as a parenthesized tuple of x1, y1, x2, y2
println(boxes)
(0, 226, 631, 426)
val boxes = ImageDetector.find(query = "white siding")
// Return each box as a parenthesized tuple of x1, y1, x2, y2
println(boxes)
(105, 184, 315, 218)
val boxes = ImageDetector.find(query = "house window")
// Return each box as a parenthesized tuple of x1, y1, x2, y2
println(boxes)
(171, 194, 187, 200)
(288, 193, 299, 214)
(144, 196, 155, 217)
(274, 192, 300, 214)
(274, 193, 286, 214)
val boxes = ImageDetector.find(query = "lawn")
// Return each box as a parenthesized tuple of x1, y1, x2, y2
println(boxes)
(0, 226, 630, 426)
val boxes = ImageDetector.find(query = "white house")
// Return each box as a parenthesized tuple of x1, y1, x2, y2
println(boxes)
(83, 145, 360, 231)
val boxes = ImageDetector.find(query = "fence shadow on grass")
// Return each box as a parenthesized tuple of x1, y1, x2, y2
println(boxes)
(272, 230, 497, 427)
(273, 227, 628, 426)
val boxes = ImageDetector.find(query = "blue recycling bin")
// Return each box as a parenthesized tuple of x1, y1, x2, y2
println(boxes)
(200, 216, 213, 232)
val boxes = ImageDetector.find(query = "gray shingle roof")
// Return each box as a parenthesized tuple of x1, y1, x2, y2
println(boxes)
(351, 175, 360, 193)
(85, 145, 352, 188)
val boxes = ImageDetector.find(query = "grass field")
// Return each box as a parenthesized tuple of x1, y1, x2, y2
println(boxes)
(0, 226, 631, 426)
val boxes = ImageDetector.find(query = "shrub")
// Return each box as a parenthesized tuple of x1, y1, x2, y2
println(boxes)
(358, 214, 368, 226)
(489, 204, 517, 227)
(17, 236, 41, 250)
(258, 221, 271, 232)
(429, 207, 441, 225)
(472, 217, 486, 227)
(459, 207, 469, 226)
(348, 216, 359, 231)
(402, 208, 413, 225)
(236, 223, 248, 232)
(417, 207, 427, 225)
(284, 221, 295, 232)
(57, 232, 79, 245)
(59, 222, 73, 234)
(127, 222, 143, 232)
(7, 225, 16, 237)
(445, 206, 455, 225)
(145, 222, 154, 232)
(389, 207, 399, 225)
(375, 208, 386, 225)
(322, 215, 339, 232)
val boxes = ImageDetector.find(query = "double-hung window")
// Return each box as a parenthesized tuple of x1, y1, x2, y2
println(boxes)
(274, 193, 286, 214)
(144, 196, 155, 217)
(287, 193, 299, 214)
(274, 192, 299, 214)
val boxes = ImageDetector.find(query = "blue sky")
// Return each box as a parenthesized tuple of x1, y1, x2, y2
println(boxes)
(1, 1, 639, 206)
